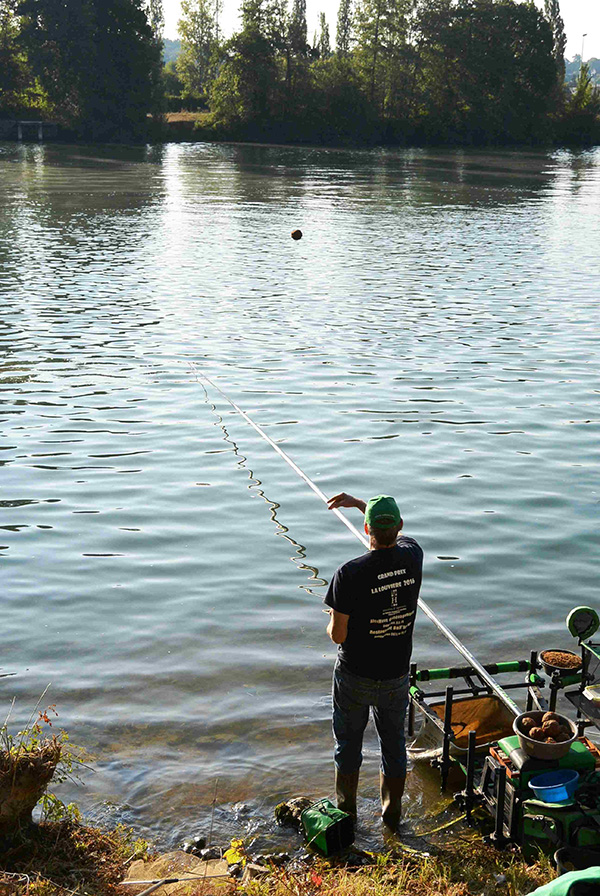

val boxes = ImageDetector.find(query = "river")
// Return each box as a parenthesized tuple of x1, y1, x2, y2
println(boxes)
(0, 141, 599, 849)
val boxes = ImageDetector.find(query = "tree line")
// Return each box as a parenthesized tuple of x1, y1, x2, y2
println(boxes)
(0, 0, 163, 141)
(1, 0, 599, 145)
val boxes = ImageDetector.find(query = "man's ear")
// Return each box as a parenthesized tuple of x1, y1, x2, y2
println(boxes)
(398, 519, 404, 532)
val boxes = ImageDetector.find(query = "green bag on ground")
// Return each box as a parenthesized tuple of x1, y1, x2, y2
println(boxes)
(300, 798, 354, 856)
(527, 867, 600, 896)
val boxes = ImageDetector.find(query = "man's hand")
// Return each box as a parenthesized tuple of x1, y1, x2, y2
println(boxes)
(327, 493, 366, 514)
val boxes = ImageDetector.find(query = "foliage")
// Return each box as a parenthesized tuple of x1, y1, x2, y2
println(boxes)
(0, 0, 33, 115)
(544, 0, 566, 89)
(412, 0, 557, 145)
(145, 0, 167, 119)
(0, 820, 155, 896)
(310, 54, 374, 143)
(3, 0, 598, 146)
(38, 791, 82, 824)
(17, 0, 163, 139)
(336, 0, 353, 55)
(354, 0, 414, 122)
(163, 37, 181, 64)
(210, 3, 282, 131)
(315, 12, 330, 59)
(201, 0, 569, 147)
(558, 61, 600, 145)
(145, 0, 163, 39)
(0, 694, 90, 840)
(176, 0, 222, 102)
(566, 56, 600, 88)
(288, 0, 307, 56)
(0, 696, 87, 788)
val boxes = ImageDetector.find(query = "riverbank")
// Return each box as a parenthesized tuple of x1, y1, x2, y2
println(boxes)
(0, 817, 555, 895)
(159, 112, 600, 148)
(2, 113, 598, 147)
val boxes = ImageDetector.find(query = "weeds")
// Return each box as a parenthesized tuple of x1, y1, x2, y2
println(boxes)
(237, 839, 553, 896)
(0, 693, 89, 837)
(0, 819, 155, 896)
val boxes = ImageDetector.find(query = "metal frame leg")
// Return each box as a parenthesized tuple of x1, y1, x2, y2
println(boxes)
(493, 766, 507, 845)
(441, 686, 453, 792)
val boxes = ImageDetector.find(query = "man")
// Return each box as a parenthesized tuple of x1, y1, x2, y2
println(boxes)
(324, 492, 423, 831)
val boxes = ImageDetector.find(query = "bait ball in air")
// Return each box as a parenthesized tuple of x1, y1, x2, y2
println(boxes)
(291, 229, 303, 240)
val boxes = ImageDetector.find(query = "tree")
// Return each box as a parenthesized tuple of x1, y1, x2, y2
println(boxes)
(176, 0, 222, 100)
(288, 0, 307, 56)
(316, 12, 330, 59)
(336, 0, 352, 55)
(145, 0, 165, 117)
(0, 0, 32, 115)
(310, 53, 373, 141)
(413, 0, 557, 144)
(559, 61, 600, 144)
(210, 0, 282, 129)
(18, 0, 162, 139)
(162, 58, 184, 110)
(163, 59, 183, 95)
(145, 0, 163, 39)
(543, 0, 566, 86)
(354, 0, 412, 111)
(18, 0, 95, 124)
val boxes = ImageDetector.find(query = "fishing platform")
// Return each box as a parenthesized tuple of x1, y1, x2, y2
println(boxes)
(408, 606, 600, 860)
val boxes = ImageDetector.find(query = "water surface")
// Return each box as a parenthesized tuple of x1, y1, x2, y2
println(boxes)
(1, 142, 599, 848)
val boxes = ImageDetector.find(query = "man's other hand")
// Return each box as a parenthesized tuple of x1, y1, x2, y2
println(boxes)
(327, 493, 366, 513)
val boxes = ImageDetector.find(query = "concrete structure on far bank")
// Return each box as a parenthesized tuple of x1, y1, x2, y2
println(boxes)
(0, 120, 59, 141)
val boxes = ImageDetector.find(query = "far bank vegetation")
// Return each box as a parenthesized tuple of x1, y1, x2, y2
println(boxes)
(1, 0, 599, 146)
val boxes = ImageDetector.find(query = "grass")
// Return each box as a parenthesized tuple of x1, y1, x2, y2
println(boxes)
(0, 824, 554, 896)
(0, 820, 154, 895)
(166, 111, 211, 124)
(238, 838, 553, 896)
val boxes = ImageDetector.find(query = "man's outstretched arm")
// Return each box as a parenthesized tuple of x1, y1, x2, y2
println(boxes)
(327, 493, 366, 514)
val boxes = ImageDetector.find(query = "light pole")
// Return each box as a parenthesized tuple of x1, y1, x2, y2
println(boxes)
(581, 33, 587, 71)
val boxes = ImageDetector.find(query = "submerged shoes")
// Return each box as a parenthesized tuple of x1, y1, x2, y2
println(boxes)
(335, 768, 405, 832)
(334, 768, 360, 818)
(380, 772, 406, 832)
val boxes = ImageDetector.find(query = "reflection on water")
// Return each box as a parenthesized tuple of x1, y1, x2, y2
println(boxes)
(1, 142, 599, 847)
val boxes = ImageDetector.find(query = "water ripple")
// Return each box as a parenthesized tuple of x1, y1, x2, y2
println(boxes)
(0, 142, 599, 844)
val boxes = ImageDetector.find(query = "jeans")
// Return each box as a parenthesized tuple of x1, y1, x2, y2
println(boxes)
(332, 661, 409, 778)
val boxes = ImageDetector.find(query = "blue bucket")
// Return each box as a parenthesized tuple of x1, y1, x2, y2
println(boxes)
(528, 769, 580, 803)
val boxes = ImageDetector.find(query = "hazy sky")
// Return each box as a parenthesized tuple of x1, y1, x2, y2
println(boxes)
(163, 0, 599, 60)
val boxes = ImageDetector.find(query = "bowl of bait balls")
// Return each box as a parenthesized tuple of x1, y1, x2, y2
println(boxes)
(513, 710, 578, 760)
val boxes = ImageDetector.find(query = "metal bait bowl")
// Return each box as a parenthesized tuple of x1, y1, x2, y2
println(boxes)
(539, 648, 582, 677)
(513, 710, 578, 761)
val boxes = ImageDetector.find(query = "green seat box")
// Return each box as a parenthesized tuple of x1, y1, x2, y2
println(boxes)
(498, 737, 595, 777)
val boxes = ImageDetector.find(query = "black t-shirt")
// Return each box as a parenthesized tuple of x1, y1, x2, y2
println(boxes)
(325, 536, 423, 681)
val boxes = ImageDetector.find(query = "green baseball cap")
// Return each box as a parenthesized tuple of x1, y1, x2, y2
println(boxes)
(365, 495, 401, 528)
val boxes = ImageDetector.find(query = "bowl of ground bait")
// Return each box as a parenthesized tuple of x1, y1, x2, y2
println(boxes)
(539, 649, 582, 677)
(514, 710, 578, 760)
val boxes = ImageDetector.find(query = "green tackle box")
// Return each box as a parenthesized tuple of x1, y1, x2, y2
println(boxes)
(522, 798, 600, 860)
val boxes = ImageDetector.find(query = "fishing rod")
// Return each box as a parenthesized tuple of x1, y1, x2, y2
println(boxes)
(197, 370, 520, 717)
